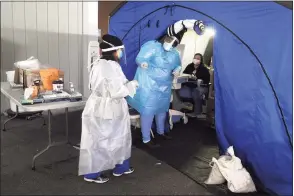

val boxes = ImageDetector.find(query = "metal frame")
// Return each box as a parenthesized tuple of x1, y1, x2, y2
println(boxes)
(2, 106, 19, 132)
(2, 105, 46, 132)
(31, 108, 78, 170)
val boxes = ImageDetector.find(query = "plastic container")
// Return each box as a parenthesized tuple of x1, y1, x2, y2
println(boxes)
(10, 100, 25, 113)
(6, 71, 15, 83)
(5, 72, 25, 113)
(69, 82, 75, 93)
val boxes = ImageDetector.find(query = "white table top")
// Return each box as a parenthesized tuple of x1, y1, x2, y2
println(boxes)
(1, 82, 86, 112)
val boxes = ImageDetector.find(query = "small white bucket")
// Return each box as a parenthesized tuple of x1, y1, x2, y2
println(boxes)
(6, 71, 15, 83)
(10, 100, 25, 113)
(5, 70, 25, 113)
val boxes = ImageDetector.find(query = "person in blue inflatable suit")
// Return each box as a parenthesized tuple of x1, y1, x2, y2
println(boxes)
(127, 34, 184, 148)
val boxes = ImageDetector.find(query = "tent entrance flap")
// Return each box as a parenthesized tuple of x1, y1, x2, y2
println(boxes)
(109, 2, 293, 195)
(112, 4, 291, 149)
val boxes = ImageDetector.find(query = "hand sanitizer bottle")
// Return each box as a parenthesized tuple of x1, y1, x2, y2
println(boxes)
(69, 82, 75, 93)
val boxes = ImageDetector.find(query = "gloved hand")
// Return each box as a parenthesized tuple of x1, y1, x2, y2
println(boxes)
(127, 80, 139, 98)
(141, 62, 148, 69)
(130, 80, 139, 89)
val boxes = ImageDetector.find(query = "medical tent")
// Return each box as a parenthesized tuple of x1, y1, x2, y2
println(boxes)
(109, 1, 293, 195)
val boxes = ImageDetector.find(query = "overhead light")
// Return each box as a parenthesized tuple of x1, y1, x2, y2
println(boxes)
(204, 27, 216, 37)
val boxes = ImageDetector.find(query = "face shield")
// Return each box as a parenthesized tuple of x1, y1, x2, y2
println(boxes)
(118, 48, 127, 67)
(101, 40, 127, 66)
(163, 36, 179, 51)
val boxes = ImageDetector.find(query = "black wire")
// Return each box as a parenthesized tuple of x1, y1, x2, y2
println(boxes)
(164, 6, 169, 15)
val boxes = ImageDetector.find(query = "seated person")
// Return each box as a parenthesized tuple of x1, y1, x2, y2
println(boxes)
(181, 53, 210, 118)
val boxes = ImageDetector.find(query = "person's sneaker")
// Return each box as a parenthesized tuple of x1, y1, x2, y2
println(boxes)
(113, 167, 135, 177)
(158, 133, 172, 140)
(84, 175, 109, 184)
(144, 140, 160, 148)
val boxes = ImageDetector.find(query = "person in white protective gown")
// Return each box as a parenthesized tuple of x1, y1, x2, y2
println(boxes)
(79, 34, 139, 184)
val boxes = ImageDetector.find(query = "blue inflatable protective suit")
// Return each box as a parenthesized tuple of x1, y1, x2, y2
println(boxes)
(127, 40, 181, 115)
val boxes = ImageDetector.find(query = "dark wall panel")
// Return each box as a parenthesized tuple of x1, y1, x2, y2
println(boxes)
(98, 1, 124, 36)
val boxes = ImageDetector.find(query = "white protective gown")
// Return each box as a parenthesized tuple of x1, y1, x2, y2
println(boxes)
(79, 59, 137, 176)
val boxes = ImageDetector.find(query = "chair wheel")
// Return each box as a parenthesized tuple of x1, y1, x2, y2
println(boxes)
(32, 166, 36, 171)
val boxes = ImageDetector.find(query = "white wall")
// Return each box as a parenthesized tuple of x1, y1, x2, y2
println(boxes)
(1, 1, 99, 113)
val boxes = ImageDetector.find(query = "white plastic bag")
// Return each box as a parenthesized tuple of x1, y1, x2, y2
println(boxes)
(214, 146, 256, 193)
(14, 56, 41, 70)
(204, 157, 226, 185)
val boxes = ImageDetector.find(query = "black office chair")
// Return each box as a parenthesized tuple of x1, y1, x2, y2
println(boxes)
(178, 82, 211, 113)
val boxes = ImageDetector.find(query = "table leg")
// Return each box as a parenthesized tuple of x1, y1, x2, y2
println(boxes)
(2, 105, 19, 131)
(32, 110, 68, 170)
(65, 107, 78, 149)
(32, 110, 53, 170)
(65, 108, 69, 142)
(72, 118, 81, 150)
(31, 109, 79, 170)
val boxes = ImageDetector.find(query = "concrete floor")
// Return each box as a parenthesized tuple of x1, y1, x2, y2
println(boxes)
(1, 109, 211, 195)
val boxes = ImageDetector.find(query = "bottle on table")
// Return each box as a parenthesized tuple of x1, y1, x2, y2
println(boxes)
(52, 78, 64, 93)
(69, 82, 75, 93)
